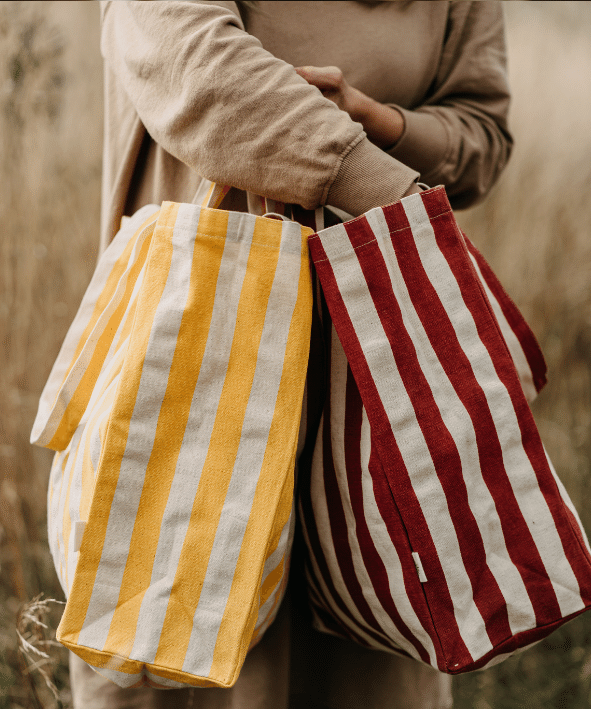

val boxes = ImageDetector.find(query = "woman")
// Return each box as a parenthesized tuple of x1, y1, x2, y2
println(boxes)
(72, 2, 512, 707)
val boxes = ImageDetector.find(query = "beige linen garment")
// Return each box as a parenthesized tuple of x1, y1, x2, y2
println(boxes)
(72, 1, 511, 707)
(99, 0, 511, 252)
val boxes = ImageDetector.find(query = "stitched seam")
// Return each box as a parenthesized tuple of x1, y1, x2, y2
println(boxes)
(308, 210, 451, 247)
(163, 231, 283, 250)
(311, 210, 452, 262)
(158, 223, 290, 249)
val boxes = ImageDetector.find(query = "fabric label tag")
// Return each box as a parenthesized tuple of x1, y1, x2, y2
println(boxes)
(412, 552, 427, 583)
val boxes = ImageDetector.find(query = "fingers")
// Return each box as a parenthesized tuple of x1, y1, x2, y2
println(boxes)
(294, 65, 343, 91)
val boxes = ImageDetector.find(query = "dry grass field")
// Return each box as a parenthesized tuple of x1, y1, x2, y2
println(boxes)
(1, 2, 591, 707)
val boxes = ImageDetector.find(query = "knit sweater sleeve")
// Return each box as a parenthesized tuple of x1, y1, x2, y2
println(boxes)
(100, 0, 419, 215)
(387, 1, 512, 208)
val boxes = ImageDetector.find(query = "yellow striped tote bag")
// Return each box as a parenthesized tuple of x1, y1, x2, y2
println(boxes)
(31, 195, 314, 688)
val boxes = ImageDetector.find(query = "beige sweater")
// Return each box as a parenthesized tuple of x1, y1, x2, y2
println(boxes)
(99, 1, 511, 251)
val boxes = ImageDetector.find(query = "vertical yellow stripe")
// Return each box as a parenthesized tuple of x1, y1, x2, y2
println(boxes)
(58, 203, 180, 646)
(249, 558, 289, 648)
(78, 379, 119, 522)
(102, 208, 228, 658)
(47, 227, 154, 451)
(50, 212, 158, 412)
(209, 231, 312, 680)
(154, 217, 283, 670)
(259, 556, 287, 608)
(114, 293, 139, 354)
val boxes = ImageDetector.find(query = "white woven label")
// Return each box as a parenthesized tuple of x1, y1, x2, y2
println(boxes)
(73, 521, 86, 552)
(412, 552, 427, 583)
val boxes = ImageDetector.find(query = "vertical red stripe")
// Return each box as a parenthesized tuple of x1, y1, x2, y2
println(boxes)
(305, 569, 378, 649)
(347, 216, 512, 649)
(367, 444, 446, 671)
(429, 208, 591, 611)
(387, 207, 560, 622)
(310, 232, 470, 670)
(296, 319, 395, 650)
(381, 208, 561, 623)
(343, 366, 432, 663)
(319, 326, 398, 646)
(464, 237, 547, 393)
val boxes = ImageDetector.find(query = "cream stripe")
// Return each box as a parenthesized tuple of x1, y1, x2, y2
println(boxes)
(56, 426, 85, 590)
(129, 210, 256, 662)
(64, 430, 92, 589)
(77, 203, 200, 650)
(89, 666, 144, 689)
(307, 419, 393, 648)
(300, 493, 391, 651)
(182, 220, 303, 676)
(52, 440, 71, 575)
(318, 221, 490, 659)
(31, 206, 158, 445)
(91, 261, 146, 400)
(61, 335, 130, 593)
(468, 251, 537, 403)
(32, 219, 155, 447)
(85, 392, 117, 501)
(261, 508, 294, 592)
(401, 195, 583, 615)
(365, 208, 536, 636)
(153, 215, 283, 672)
(90, 403, 112, 478)
(255, 510, 294, 628)
(65, 371, 122, 586)
(328, 329, 426, 660)
(48, 452, 68, 594)
(359, 407, 439, 664)
(144, 670, 190, 689)
(48, 452, 65, 561)
(545, 449, 591, 555)
(47, 454, 61, 563)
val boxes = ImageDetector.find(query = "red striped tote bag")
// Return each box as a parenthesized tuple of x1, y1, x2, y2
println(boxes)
(31, 196, 313, 688)
(301, 185, 591, 673)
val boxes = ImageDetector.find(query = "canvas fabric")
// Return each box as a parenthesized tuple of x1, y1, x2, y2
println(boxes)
(31, 196, 314, 689)
(302, 185, 591, 674)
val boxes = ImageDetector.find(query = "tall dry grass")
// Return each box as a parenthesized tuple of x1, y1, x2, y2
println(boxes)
(1, 2, 591, 707)
(0, 2, 102, 706)
(453, 3, 591, 707)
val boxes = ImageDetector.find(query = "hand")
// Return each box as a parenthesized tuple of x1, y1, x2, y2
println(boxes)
(295, 65, 405, 149)
(295, 65, 365, 119)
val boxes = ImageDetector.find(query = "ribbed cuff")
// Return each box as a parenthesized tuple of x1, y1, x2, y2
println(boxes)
(326, 138, 420, 217)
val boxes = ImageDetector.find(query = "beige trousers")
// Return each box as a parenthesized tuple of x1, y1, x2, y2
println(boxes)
(69, 588, 453, 709)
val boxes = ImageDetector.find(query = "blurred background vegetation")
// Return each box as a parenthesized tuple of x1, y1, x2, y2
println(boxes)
(1, 1, 591, 707)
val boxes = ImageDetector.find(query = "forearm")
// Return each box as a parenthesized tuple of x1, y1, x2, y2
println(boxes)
(387, 102, 511, 208)
(387, 1, 512, 207)
(101, 0, 418, 214)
